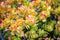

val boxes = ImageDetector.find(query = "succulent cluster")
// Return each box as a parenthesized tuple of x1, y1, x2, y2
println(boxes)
(0, 0, 60, 40)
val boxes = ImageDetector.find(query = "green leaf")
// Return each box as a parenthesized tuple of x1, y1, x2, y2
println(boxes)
(4, 31, 11, 40)
(30, 25, 38, 31)
(54, 28, 59, 38)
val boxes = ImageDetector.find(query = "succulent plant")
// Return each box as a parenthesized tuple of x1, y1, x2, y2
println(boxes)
(54, 6, 60, 15)
(26, 30, 38, 39)
(42, 20, 56, 32)
(0, 0, 60, 40)
(37, 29, 48, 38)
(11, 36, 21, 40)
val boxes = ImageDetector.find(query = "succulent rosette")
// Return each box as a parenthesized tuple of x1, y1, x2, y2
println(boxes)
(25, 30, 38, 39)
(38, 11, 50, 22)
(37, 29, 48, 38)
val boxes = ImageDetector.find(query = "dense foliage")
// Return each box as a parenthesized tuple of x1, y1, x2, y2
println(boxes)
(0, 0, 60, 40)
